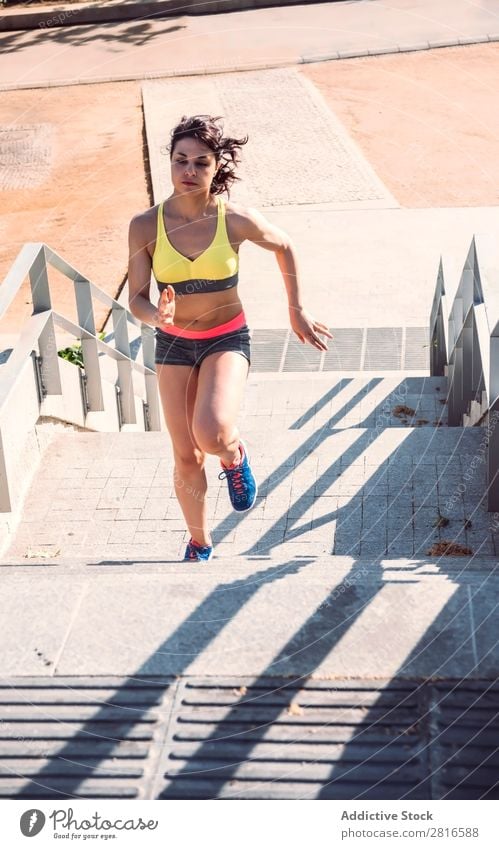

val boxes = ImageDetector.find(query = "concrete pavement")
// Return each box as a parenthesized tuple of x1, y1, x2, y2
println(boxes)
(0, 0, 338, 31)
(1, 0, 499, 90)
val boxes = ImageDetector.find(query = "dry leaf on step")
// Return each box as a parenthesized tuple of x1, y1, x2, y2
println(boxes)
(287, 703, 304, 717)
(24, 548, 61, 559)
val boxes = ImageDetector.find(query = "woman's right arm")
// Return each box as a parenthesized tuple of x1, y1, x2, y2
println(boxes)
(128, 215, 158, 326)
(128, 215, 176, 328)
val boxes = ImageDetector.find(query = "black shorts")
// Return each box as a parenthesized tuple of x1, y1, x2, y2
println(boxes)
(154, 323, 251, 368)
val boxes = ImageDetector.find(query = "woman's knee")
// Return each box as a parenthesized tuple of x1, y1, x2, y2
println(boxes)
(192, 420, 238, 455)
(173, 445, 205, 475)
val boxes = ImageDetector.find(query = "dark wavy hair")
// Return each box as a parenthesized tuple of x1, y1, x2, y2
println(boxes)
(167, 114, 249, 197)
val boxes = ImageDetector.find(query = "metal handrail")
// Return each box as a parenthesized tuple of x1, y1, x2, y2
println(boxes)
(0, 242, 161, 513)
(430, 234, 499, 511)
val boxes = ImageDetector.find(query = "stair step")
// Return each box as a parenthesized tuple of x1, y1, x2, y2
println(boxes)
(246, 372, 447, 392)
(0, 554, 496, 575)
(242, 373, 449, 428)
(0, 555, 497, 679)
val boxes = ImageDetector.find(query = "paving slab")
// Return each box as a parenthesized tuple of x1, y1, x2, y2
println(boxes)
(0, 576, 86, 675)
(469, 582, 499, 678)
(0, 557, 495, 679)
(143, 69, 397, 208)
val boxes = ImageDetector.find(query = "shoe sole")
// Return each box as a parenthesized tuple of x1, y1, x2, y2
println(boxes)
(183, 552, 214, 562)
(182, 544, 214, 562)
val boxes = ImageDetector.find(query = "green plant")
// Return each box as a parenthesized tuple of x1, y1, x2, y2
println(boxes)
(58, 332, 106, 368)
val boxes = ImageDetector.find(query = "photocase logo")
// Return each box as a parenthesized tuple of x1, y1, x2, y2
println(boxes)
(20, 809, 46, 837)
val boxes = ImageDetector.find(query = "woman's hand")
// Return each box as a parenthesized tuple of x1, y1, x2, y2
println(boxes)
(153, 285, 176, 328)
(289, 306, 333, 351)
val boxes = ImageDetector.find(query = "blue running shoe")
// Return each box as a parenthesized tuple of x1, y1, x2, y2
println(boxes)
(218, 439, 258, 512)
(183, 538, 213, 562)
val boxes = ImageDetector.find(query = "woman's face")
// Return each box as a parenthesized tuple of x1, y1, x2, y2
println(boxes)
(171, 135, 219, 195)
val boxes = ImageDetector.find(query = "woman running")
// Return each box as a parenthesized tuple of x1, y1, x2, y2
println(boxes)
(128, 114, 332, 562)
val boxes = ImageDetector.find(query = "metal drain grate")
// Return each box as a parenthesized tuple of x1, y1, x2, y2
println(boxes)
(406, 326, 431, 370)
(432, 682, 499, 799)
(3, 677, 496, 799)
(365, 326, 403, 370)
(157, 679, 429, 800)
(157, 678, 499, 800)
(0, 678, 174, 799)
(323, 327, 364, 371)
(250, 328, 428, 373)
(247, 329, 288, 372)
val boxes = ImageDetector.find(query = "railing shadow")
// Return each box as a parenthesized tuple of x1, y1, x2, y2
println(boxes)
(213, 376, 384, 544)
(213, 375, 493, 559)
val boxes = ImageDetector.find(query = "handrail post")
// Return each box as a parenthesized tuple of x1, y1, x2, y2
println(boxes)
(430, 307, 447, 376)
(74, 276, 104, 411)
(0, 429, 12, 513)
(462, 314, 474, 404)
(112, 304, 136, 425)
(488, 403, 499, 512)
(141, 324, 161, 430)
(29, 246, 61, 396)
(489, 324, 499, 511)
(429, 259, 447, 377)
(447, 350, 461, 426)
(37, 315, 62, 396)
(29, 244, 51, 311)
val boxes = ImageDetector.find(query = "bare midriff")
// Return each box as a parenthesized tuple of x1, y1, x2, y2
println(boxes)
(161, 290, 244, 331)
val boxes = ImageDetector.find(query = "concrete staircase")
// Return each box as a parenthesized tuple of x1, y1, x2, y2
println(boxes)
(1, 370, 498, 799)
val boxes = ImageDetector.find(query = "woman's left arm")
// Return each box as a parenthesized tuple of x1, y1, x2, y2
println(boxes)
(239, 206, 333, 351)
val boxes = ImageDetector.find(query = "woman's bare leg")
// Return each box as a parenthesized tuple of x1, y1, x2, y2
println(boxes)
(156, 363, 212, 546)
(192, 351, 249, 466)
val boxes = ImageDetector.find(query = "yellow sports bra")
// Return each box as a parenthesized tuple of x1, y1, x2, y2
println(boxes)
(152, 195, 239, 295)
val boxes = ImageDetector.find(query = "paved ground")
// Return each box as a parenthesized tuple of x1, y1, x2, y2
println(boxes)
(1, 0, 499, 89)
(303, 43, 499, 208)
(1, 553, 498, 680)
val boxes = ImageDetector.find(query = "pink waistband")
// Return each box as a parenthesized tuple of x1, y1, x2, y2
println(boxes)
(159, 310, 246, 339)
